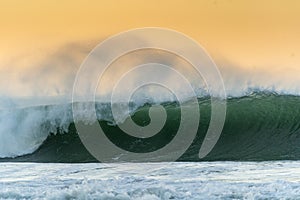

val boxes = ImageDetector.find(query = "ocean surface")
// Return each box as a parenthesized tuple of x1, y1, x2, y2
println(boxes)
(1, 161, 300, 199)
(1, 93, 300, 199)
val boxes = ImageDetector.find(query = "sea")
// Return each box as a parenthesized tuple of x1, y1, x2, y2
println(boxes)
(1, 93, 300, 199)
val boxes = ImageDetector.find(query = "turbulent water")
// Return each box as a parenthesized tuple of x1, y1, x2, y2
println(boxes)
(2, 87, 300, 199)
(1, 92, 300, 162)
(2, 91, 300, 199)
(1, 161, 300, 199)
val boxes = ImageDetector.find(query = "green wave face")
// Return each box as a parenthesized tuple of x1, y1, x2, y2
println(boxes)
(2, 94, 300, 163)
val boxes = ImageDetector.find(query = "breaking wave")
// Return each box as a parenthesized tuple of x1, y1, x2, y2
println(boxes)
(1, 92, 300, 162)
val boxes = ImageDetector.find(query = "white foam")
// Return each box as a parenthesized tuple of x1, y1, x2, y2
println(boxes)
(1, 161, 300, 199)
(0, 104, 73, 158)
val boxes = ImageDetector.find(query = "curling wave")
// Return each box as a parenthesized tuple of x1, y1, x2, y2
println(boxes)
(1, 92, 300, 162)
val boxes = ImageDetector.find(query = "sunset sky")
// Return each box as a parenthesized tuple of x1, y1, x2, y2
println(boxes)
(1, 0, 300, 99)
(1, 0, 299, 68)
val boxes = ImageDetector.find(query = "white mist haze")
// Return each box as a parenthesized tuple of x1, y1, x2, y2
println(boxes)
(0, 39, 300, 108)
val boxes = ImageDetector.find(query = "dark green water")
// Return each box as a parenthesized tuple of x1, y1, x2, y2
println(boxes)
(2, 93, 300, 162)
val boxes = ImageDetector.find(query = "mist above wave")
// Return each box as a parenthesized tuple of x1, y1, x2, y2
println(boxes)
(0, 41, 300, 107)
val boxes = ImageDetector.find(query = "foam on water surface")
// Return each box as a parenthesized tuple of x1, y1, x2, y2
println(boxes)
(1, 161, 300, 199)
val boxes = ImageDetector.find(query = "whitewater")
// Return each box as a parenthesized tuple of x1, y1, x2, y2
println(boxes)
(1, 162, 300, 199)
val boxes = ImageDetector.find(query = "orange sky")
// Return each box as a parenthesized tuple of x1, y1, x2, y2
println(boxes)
(0, 0, 300, 69)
